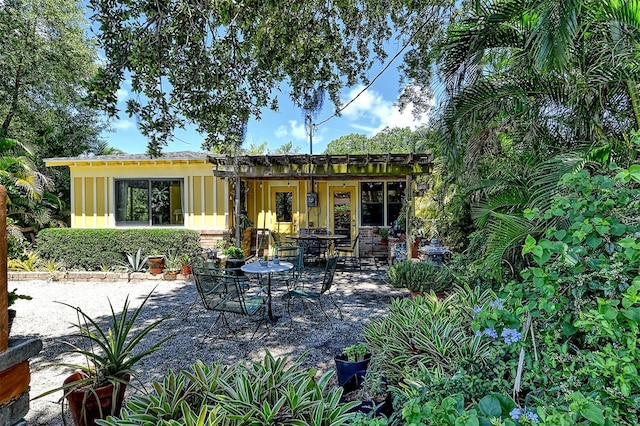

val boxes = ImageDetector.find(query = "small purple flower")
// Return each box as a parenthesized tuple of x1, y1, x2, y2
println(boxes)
(501, 328, 522, 345)
(483, 328, 498, 338)
(472, 306, 482, 319)
(475, 330, 482, 338)
(489, 299, 505, 309)
(526, 411, 540, 423)
(509, 408, 522, 420)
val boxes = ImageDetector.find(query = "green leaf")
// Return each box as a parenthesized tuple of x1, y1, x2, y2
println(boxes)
(622, 307, 640, 322)
(478, 395, 501, 417)
(580, 403, 605, 425)
(553, 229, 567, 240)
(628, 164, 640, 183)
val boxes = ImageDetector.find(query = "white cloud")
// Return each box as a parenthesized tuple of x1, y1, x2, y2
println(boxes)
(289, 120, 307, 141)
(116, 89, 129, 102)
(274, 125, 288, 138)
(339, 84, 433, 135)
(112, 119, 135, 130)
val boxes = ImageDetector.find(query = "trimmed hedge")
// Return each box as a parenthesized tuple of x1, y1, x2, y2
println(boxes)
(36, 228, 203, 271)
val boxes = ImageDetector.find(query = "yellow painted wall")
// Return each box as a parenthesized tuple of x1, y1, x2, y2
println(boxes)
(67, 161, 228, 230)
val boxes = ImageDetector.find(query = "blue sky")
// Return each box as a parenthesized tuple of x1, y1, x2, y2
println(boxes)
(101, 42, 433, 155)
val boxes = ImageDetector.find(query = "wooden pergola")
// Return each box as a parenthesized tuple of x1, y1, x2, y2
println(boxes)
(209, 153, 434, 253)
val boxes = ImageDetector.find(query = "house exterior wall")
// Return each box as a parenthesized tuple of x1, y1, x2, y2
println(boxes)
(66, 160, 229, 232)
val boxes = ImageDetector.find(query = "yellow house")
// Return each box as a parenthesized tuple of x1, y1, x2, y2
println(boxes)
(45, 151, 433, 259)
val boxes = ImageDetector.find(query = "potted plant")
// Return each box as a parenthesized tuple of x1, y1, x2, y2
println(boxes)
(334, 343, 372, 392)
(180, 253, 192, 276)
(222, 246, 246, 273)
(146, 250, 164, 275)
(378, 227, 390, 245)
(38, 291, 169, 426)
(7, 288, 32, 336)
(163, 250, 181, 280)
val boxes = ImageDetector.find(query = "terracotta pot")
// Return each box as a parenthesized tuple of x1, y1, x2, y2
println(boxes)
(147, 256, 164, 275)
(181, 265, 192, 275)
(163, 270, 179, 280)
(64, 372, 130, 426)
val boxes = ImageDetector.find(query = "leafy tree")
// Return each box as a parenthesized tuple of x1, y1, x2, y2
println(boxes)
(1, 0, 106, 227)
(270, 141, 300, 155)
(324, 127, 428, 154)
(85, 0, 457, 155)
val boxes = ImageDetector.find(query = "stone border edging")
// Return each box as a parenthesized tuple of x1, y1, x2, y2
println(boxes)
(8, 271, 193, 283)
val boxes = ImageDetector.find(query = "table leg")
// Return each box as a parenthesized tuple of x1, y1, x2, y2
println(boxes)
(267, 273, 273, 321)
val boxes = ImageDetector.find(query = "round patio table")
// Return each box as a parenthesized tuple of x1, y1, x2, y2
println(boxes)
(241, 261, 293, 323)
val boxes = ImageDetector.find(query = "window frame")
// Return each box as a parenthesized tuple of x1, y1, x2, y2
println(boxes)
(114, 178, 184, 227)
(359, 181, 406, 227)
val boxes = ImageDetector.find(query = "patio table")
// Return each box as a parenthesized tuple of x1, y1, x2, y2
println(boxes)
(241, 261, 294, 323)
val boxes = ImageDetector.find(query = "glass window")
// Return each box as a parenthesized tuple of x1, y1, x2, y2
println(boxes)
(275, 191, 293, 222)
(361, 182, 384, 226)
(360, 181, 406, 227)
(115, 179, 183, 226)
(387, 182, 406, 226)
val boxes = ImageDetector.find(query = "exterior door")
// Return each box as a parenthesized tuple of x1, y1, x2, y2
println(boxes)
(330, 186, 356, 244)
(270, 186, 296, 236)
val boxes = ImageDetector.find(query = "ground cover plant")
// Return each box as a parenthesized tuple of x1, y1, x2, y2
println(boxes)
(97, 351, 358, 425)
(374, 165, 639, 425)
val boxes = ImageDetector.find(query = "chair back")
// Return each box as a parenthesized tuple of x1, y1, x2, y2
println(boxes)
(193, 267, 266, 316)
(192, 267, 227, 310)
(320, 255, 339, 294)
(277, 246, 304, 273)
(271, 230, 283, 246)
(351, 233, 360, 249)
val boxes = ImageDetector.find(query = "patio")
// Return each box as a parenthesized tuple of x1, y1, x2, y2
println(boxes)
(8, 263, 405, 425)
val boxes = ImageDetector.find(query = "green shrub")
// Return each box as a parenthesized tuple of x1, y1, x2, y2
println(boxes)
(364, 285, 498, 388)
(97, 351, 358, 425)
(36, 228, 202, 271)
(385, 260, 455, 293)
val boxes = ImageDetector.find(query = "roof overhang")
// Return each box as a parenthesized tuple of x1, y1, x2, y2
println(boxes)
(208, 153, 433, 180)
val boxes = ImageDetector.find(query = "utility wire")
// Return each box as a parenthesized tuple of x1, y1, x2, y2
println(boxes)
(314, 14, 433, 129)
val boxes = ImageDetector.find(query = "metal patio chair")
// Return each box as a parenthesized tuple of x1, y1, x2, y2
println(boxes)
(282, 255, 341, 323)
(192, 267, 269, 341)
(336, 232, 361, 272)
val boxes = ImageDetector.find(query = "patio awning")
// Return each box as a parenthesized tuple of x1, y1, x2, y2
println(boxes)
(208, 153, 433, 180)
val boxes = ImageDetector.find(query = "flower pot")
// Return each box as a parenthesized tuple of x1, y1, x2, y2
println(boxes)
(163, 270, 179, 280)
(334, 353, 371, 392)
(147, 256, 164, 275)
(64, 372, 130, 426)
(181, 265, 192, 275)
(225, 258, 245, 275)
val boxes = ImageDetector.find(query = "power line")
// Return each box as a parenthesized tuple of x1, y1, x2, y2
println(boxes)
(314, 15, 432, 129)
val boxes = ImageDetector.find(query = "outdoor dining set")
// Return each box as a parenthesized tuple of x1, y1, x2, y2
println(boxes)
(192, 228, 359, 339)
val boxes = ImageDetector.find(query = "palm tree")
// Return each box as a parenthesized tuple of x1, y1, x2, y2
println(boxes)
(431, 0, 640, 278)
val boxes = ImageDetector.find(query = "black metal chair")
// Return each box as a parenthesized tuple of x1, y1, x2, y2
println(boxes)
(336, 233, 361, 272)
(192, 267, 269, 340)
(276, 245, 305, 284)
(282, 255, 341, 323)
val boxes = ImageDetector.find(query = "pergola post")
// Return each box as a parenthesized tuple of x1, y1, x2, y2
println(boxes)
(405, 175, 413, 259)
(1, 185, 7, 351)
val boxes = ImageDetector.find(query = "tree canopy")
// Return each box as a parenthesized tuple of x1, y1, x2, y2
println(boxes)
(86, 0, 455, 156)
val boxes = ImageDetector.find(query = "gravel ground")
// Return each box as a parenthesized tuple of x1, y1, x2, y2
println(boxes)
(8, 263, 405, 425)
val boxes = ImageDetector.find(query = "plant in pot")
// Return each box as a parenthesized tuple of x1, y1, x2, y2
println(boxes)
(37, 291, 169, 426)
(163, 250, 181, 280)
(378, 227, 390, 245)
(180, 253, 192, 276)
(146, 250, 164, 275)
(222, 246, 245, 274)
(7, 288, 32, 336)
(334, 343, 372, 393)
